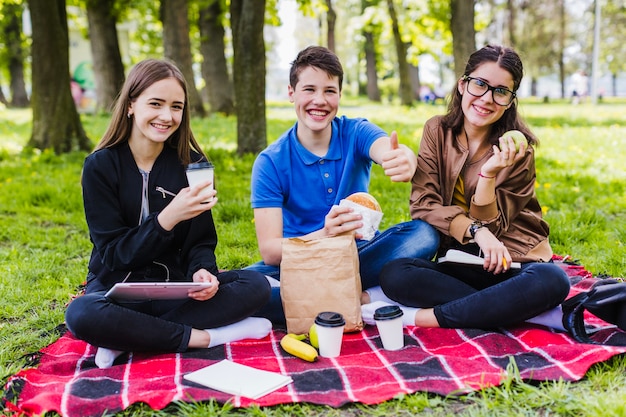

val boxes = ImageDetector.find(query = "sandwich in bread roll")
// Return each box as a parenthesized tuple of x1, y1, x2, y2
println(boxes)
(345, 192, 382, 212)
(340, 192, 384, 240)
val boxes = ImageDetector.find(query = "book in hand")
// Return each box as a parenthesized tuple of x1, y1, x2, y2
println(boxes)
(183, 359, 293, 399)
(438, 249, 521, 269)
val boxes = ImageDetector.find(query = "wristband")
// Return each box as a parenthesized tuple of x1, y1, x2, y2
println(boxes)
(478, 172, 495, 179)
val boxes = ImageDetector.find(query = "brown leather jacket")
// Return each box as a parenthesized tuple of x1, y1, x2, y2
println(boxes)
(410, 116, 553, 263)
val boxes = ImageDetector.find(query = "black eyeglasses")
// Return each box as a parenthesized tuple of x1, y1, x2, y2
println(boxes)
(462, 75, 516, 106)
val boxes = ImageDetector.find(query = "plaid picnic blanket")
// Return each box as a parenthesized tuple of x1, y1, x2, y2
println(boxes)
(3, 257, 626, 417)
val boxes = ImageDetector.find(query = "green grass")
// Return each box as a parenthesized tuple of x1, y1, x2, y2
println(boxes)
(1, 99, 626, 416)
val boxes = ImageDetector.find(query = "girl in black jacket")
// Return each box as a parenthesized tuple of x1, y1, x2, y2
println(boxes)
(65, 59, 271, 368)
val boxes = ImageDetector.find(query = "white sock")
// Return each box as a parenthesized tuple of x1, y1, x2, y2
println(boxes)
(365, 286, 396, 304)
(95, 347, 125, 369)
(365, 287, 421, 326)
(525, 306, 566, 332)
(206, 317, 272, 348)
(401, 307, 420, 327)
(361, 301, 393, 325)
(361, 301, 420, 328)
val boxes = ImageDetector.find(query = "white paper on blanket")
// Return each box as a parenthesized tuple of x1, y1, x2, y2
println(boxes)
(183, 359, 293, 399)
(338, 199, 383, 241)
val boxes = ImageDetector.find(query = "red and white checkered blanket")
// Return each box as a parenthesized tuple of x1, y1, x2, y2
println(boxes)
(3, 258, 626, 417)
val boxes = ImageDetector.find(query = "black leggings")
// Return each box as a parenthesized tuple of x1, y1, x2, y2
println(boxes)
(380, 258, 570, 329)
(65, 269, 270, 352)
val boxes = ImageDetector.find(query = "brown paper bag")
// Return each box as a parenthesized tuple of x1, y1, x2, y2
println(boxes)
(281, 232, 363, 335)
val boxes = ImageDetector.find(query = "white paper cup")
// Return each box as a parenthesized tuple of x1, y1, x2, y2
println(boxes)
(315, 312, 345, 358)
(374, 305, 404, 351)
(186, 162, 214, 202)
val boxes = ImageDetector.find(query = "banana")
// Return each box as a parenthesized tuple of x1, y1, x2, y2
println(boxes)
(280, 333, 318, 362)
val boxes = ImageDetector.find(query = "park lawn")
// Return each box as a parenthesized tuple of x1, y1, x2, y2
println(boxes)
(1, 99, 625, 416)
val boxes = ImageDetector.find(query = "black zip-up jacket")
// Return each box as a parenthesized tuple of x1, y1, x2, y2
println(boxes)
(81, 142, 218, 293)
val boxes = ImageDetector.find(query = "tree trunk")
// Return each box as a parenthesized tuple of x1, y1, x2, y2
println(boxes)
(409, 64, 420, 101)
(558, 0, 566, 99)
(86, 0, 126, 113)
(0, 78, 8, 105)
(507, 0, 517, 47)
(161, 0, 206, 117)
(450, 0, 476, 77)
(198, 0, 234, 115)
(612, 72, 617, 97)
(362, 0, 380, 102)
(326, 0, 336, 52)
(363, 30, 381, 102)
(27, 0, 91, 153)
(386, 0, 413, 106)
(231, 0, 267, 155)
(2, 1, 29, 107)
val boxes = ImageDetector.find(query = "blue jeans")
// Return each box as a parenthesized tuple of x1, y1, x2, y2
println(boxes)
(246, 219, 439, 324)
(380, 257, 571, 329)
(65, 270, 271, 352)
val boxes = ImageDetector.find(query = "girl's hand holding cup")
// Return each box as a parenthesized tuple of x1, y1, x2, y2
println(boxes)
(186, 162, 214, 203)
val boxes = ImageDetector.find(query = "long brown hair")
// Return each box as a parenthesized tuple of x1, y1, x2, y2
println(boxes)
(442, 45, 537, 146)
(94, 59, 206, 164)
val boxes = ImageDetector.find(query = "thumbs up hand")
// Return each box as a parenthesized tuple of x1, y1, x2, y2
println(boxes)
(380, 131, 417, 182)
(390, 132, 399, 150)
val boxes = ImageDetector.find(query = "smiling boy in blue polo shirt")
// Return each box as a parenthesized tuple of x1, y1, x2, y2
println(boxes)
(247, 46, 439, 324)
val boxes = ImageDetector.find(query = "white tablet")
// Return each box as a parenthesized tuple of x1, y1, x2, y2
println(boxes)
(105, 282, 212, 301)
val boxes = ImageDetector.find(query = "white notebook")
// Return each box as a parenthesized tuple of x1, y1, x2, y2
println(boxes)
(438, 249, 521, 269)
(183, 360, 293, 399)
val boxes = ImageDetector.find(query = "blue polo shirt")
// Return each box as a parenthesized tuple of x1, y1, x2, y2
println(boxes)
(251, 116, 386, 237)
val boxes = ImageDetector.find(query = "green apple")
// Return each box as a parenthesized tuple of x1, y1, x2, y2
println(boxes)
(309, 323, 319, 348)
(501, 130, 528, 152)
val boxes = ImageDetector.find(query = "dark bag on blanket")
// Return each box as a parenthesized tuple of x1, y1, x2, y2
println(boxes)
(563, 278, 626, 343)
(281, 232, 363, 335)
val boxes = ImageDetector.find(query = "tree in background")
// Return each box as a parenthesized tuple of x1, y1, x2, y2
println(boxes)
(386, 0, 412, 106)
(27, 0, 90, 152)
(489, 0, 565, 97)
(4, 0, 626, 156)
(558, 0, 566, 98)
(348, 0, 452, 105)
(0, 77, 7, 106)
(230, 0, 267, 155)
(161, 0, 206, 117)
(450, 0, 476, 77)
(325, 0, 337, 52)
(85, 0, 125, 112)
(123, 1, 162, 60)
(593, 0, 626, 97)
(1, 0, 29, 107)
(198, 0, 234, 115)
(523, 1, 565, 98)
(485, 0, 625, 100)
(396, 0, 452, 102)
(361, 0, 382, 102)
